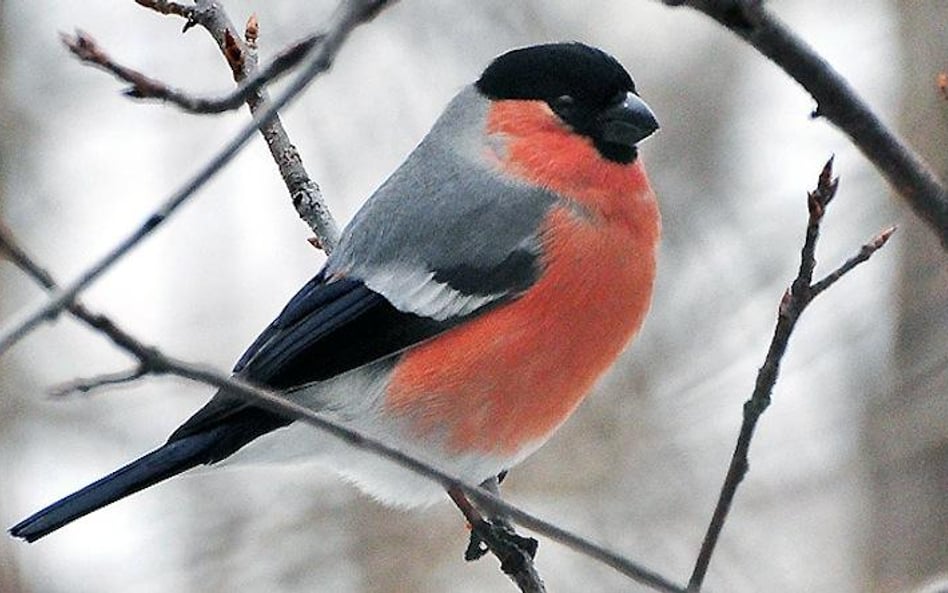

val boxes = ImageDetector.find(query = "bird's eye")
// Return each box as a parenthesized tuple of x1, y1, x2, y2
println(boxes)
(549, 95, 577, 118)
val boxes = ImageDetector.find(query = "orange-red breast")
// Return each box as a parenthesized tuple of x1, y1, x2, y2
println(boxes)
(11, 42, 660, 542)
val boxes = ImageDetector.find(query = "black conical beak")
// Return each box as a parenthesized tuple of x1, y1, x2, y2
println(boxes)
(598, 92, 659, 149)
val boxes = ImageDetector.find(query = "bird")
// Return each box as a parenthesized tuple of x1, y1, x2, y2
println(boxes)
(10, 41, 661, 543)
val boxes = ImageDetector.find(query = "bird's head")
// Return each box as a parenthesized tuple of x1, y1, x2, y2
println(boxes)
(475, 42, 659, 164)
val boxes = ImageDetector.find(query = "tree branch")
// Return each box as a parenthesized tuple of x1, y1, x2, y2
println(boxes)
(0, 220, 685, 593)
(0, 223, 169, 375)
(686, 158, 896, 592)
(48, 366, 150, 397)
(65, 2, 341, 250)
(61, 29, 321, 115)
(662, 0, 948, 248)
(0, 0, 390, 357)
(133, 0, 195, 23)
(138, 0, 340, 249)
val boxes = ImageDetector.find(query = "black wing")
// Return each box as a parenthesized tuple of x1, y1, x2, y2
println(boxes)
(8, 230, 546, 542)
(8, 274, 462, 541)
(166, 273, 471, 455)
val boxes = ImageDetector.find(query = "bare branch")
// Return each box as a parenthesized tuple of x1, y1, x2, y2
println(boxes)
(139, 0, 341, 252)
(49, 366, 150, 397)
(0, 225, 167, 372)
(794, 155, 839, 292)
(661, 0, 948, 248)
(1, 219, 685, 593)
(63, 3, 340, 248)
(0, 0, 391, 357)
(810, 225, 896, 296)
(134, 0, 195, 25)
(61, 29, 321, 114)
(686, 158, 896, 592)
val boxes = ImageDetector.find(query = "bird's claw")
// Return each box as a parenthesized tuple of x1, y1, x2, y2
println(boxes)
(464, 519, 539, 564)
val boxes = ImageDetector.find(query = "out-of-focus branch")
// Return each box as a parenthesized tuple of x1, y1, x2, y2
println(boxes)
(0, 223, 168, 375)
(0, 0, 391, 357)
(0, 220, 685, 593)
(49, 367, 150, 397)
(661, 0, 948, 248)
(686, 158, 896, 592)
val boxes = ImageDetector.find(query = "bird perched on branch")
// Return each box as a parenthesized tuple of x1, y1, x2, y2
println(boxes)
(11, 42, 660, 542)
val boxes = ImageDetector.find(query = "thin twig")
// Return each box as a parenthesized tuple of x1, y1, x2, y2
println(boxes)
(0, 220, 58, 291)
(165, 2, 339, 251)
(0, 0, 389, 356)
(0, 225, 166, 374)
(48, 366, 150, 397)
(686, 158, 895, 592)
(61, 29, 321, 115)
(661, 0, 948, 248)
(133, 0, 195, 25)
(810, 226, 897, 297)
(0, 222, 685, 593)
(174, 362, 687, 593)
(67, 1, 341, 249)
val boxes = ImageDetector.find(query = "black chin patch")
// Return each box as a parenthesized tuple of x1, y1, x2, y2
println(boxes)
(596, 142, 637, 164)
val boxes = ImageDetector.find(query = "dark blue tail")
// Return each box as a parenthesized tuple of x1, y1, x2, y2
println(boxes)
(9, 432, 220, 542)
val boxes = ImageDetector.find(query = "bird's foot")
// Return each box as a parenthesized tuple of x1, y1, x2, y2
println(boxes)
(465, 518, 539, 568)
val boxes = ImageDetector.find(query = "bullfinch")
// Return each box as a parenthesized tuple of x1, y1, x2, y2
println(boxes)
(10, 41, 660, 542)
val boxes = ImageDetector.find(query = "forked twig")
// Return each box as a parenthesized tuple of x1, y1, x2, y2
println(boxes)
(0, 0, 389, 356)
(686, 157, 896, 591)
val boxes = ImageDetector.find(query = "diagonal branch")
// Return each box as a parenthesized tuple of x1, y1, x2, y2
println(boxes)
(0, 0, 391, 357)
(0, 224, 169, 373)
(661, 0, 948, 248)
(810, 226, 896, 297)
(685, 158, 896, 592)
(0, 220, 686, 593)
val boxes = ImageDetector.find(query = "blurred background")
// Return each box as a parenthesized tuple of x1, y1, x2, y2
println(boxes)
(1, 1, 945, 592)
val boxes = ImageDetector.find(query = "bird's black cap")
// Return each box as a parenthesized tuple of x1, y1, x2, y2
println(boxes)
(477, 43, 636, 103)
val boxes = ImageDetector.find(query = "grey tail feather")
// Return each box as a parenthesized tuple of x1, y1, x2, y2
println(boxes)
(9, 431, 220, 542)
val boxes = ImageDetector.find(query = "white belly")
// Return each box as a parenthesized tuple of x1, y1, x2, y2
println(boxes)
(218, 361, 532, 508)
